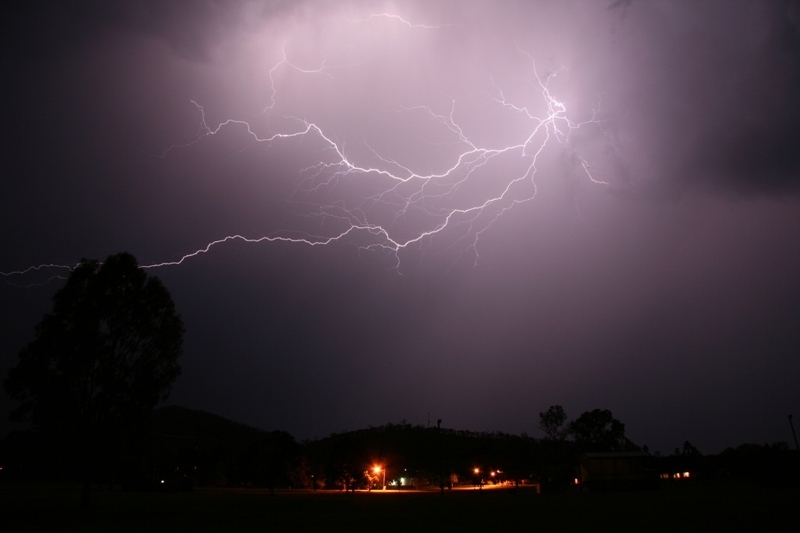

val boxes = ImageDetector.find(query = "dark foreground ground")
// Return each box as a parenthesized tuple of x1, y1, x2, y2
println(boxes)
(2, 481, 798, 532)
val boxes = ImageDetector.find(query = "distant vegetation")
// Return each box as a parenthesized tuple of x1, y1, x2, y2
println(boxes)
(2, 405, 797, 492)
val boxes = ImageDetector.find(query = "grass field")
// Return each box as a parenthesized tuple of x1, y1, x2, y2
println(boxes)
(2, 481, 798, 532)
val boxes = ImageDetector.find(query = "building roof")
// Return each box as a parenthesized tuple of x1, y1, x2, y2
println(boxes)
(581, 451, 651, 459)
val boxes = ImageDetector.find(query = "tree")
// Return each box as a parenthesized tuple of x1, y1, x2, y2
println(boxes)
(4, 252, 183, 503)
(539, 405, 568, 441)
(682, 440, 701, 457)
(244, 430, 302, 493)
(568, 409, 634, 452)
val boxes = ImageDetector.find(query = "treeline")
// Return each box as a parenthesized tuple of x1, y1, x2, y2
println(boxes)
(1, 405, 797, 491)
(660, 440, 800, 487)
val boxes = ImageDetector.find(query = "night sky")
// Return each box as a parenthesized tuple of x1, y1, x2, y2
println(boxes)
(2, 0, 799, 455)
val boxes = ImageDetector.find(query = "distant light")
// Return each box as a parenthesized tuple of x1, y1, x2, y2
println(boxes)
(160, 480, 165, 484)
(683, 472, 691, 478)
(373, 465, 382, 474)
(574, 478, 580, 485)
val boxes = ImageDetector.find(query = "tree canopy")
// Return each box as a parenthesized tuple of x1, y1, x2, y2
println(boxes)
(5, 253, 183, 432)
(539, 405, 568, 441)
(4, 253, 183, 498)
(538, 405, 636, 455)
(568, 408, 633, 452)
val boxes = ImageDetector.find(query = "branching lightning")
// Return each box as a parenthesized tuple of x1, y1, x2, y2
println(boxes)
(3, 12, 610, 285)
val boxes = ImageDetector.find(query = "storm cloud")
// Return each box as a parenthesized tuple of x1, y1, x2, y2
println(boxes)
(2, 0, 799, 454)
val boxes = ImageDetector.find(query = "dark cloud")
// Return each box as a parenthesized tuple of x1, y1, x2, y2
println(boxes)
(6, 1, 296, 62)
(607, 0, 800, 197)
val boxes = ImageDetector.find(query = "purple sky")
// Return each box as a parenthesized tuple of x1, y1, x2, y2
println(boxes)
(2, 0, 799, 455)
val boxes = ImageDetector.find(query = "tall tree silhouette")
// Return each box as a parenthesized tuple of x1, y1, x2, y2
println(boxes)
(5, 252, 183, 505)
(568, 409, 633, 452)
(539, 405, 569, 441)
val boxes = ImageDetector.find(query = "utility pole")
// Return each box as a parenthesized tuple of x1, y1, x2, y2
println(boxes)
(438, 419, 444, 496)
(790, 415, 799, 452)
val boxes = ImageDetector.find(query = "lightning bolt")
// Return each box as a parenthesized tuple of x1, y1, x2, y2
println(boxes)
(351, 12, 454, 30)
(3, 12, 610, 285)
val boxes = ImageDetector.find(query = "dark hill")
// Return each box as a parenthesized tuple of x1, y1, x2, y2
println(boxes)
(146, 406, 299, 489)
(151, 405, 265, 442)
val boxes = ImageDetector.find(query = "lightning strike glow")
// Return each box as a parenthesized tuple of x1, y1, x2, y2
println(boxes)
(352, 12, 452, 30)
(3, 12, 610, 284)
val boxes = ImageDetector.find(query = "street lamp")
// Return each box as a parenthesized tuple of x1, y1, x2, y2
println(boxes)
(473, 467, 483, 490)
(373, 465, 386, 489)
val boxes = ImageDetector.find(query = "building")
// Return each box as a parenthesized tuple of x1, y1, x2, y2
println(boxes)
(577, 451, 658, 491)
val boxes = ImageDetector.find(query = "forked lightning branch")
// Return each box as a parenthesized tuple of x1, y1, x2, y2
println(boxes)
(2, 13, 607, 285)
